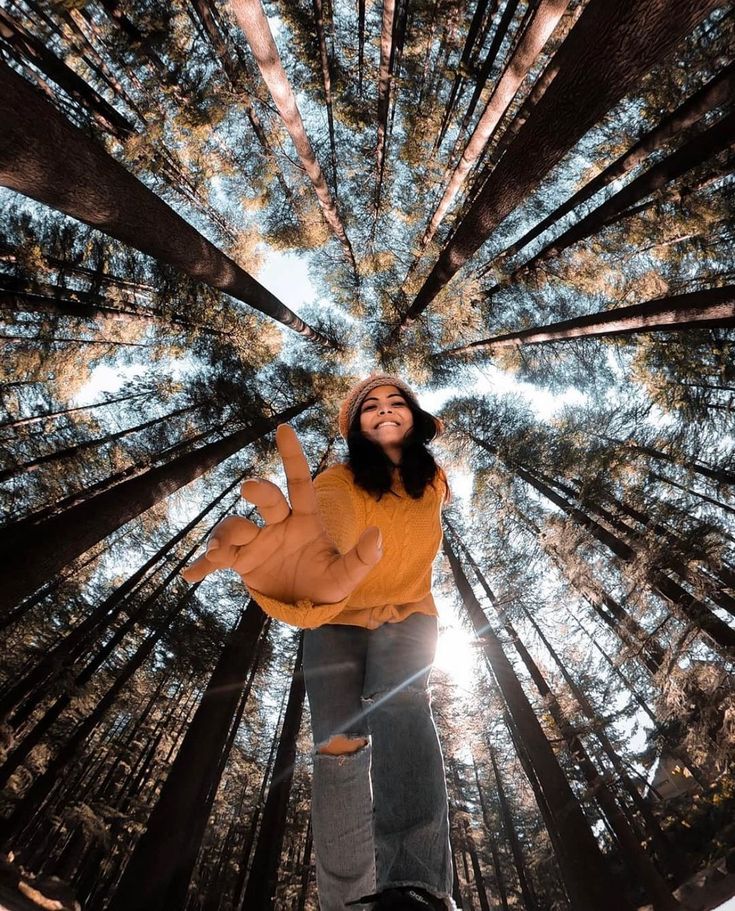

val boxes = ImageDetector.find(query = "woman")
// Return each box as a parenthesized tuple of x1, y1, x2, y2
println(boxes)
(183, 375, 454, 911)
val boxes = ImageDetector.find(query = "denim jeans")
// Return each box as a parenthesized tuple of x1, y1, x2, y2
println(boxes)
(303, 612, 454, 911)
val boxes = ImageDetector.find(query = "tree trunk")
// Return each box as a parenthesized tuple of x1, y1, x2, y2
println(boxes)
(0, 7, 134, 140)
(603, 435, 735, 488)
(229, 0, 358, 282)
(470, 434, 735, 654)
(230, 689, 285, 906)
(0, 63, 329, 342)
(443, 534, 634, 911)
(0, 285, 228, 336)
(651, 470, 735, 518)
(474, 753, 530, 911)
(107, 602, 269, 911)
(404, 0, 722, 321)
(517, 600, 689, 880)
(357, 0, 366, 95)
(499, 61, 735, 261)
(0, 473, 246, 718)
(438, 285, 735, 354)
(0, 402, 200, 484)
(414, 0, 569, 266)
(462, 0, 523, 130)
(240, 635, 306, 910)
(434, 0, 493, 151)
(0, 585, 201, 848)
(0, 526, 211, 784)
(0, 391, 147, 432)
(519, 108, 735, 272)
(446, 524, 684, 909)
(462, 819, 491, 911)
(375, 0, 397, 217)
(313, 0, 339, 193)
(6, 420, 227, 534)
(188, 0, 293, 201)
(0, 400, 312, 610)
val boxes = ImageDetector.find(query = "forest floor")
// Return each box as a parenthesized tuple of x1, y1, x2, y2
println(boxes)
(0, 854, 79, 911)
(2, 849, 735, 911)
(637, 861, 735, 911)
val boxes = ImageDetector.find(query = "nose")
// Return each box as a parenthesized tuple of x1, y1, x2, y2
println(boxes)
(378, 403, 392, 414)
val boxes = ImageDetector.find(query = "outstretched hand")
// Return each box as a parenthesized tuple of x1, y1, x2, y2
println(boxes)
(181, 424, 383, 605)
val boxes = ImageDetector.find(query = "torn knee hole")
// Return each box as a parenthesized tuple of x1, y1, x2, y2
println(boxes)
(317, 734, 368, 756)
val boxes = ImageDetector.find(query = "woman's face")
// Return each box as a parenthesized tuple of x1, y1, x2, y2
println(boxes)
(358, 385, 414, 457)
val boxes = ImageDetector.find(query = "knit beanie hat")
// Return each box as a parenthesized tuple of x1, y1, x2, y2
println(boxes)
(337, 373, 444, 439)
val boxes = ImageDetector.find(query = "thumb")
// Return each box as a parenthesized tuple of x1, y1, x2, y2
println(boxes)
(355, 525, 383, 567)
(338, 525, 383, 591)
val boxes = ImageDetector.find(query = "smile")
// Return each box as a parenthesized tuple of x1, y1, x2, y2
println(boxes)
(375, 421, 400, 428)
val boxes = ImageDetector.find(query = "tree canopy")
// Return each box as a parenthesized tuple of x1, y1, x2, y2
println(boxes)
(1, 0, 734, 909)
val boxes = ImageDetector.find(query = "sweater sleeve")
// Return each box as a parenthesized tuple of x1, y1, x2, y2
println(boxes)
(244, 467, 359, 629)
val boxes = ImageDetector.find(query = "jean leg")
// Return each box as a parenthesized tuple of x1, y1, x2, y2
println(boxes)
(363, 614, 453, 904)
(304, 625, 375, 911)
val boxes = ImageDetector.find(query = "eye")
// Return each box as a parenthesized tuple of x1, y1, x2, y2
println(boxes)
(362, 404, 376, 412)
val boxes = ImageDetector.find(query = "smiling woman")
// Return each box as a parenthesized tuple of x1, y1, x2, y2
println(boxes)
(178, 373, 454, 909)
(359, 385, 414, 464)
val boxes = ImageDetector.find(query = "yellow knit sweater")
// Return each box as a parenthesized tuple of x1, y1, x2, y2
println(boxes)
(247, 463, 448, 629)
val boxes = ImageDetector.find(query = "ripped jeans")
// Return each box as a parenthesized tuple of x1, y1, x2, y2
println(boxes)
(303, 612, 453, 911)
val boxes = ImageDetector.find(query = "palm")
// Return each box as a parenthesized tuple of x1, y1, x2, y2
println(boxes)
(182, 425, 382, 606)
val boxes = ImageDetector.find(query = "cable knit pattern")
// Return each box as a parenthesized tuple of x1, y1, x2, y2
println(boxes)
(248, 464, 447, 629)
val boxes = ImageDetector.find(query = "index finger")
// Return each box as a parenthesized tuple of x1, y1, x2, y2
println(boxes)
(276, 424, 318, 516)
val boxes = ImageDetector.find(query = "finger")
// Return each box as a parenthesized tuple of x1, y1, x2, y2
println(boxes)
(276, 424, 318, 516)
(336, 525, 383, 590)
(205, 516, 259, 570)
(209, 515, 260, 548)
(181, 554, 218, 583)
(241, 478, 290, 525)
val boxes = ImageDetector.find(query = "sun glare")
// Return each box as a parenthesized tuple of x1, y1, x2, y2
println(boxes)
(434, 614, 479, 692)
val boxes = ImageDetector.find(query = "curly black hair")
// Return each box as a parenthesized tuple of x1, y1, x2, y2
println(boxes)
(346, 397, 442, 500)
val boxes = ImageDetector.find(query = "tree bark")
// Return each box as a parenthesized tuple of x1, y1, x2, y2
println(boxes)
(0, 6, 134, 140)
(313, 0, 339, 193)
(188, 0, 293, 201)
(0, 391, 147, 432)
(0, 402, 199, 484)
(471, 437, 735, 654)
(0, 586, 201, 848)
(240, 635, 306, 910)
(404, 0, 722, 322)
(443, 534, 634, 911)
(0, 63, 329, 342)
(471, 756, 512, 911)
(0, 473, 245, 718)
(499, 61, 735, 261)
(416, 0, 569, 263)
(375, 0, 397, 217)
(446, 523, 684, 909)
(596, 433, 735, 488)
(357, 0, 366, 95)
(107, 601, 269, 911)
(229, 0, 358, 281)
(518, 108, 735, 273)
(0, 528, 210, 781)
(0, 400, 312, 610)
(0, 285, 228, 336)
(438, 285, 735, 354)
(434, 0, 493, 151)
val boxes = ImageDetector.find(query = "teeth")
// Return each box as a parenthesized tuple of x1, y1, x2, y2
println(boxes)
(376, 421, 398, 428)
